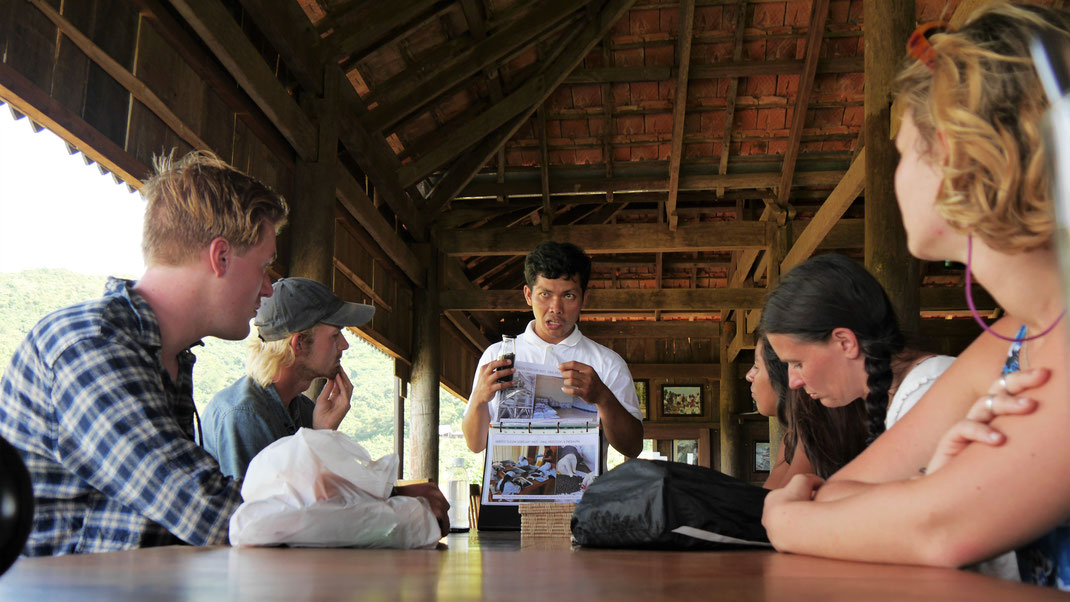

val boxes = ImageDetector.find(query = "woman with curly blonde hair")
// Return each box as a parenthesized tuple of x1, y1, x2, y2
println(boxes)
(762, 3, 1070, 588)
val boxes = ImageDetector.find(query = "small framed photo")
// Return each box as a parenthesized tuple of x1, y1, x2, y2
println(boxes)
(661, 385, 703, 417)
(633, 379, 649, 420)
(754, 441, 771, 473)
(674, 439, 698, 465)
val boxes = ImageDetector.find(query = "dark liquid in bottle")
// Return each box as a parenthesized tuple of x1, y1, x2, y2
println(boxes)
(496, 353, 515, 383)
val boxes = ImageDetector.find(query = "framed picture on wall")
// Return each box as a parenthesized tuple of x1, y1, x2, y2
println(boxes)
(754, 441, 771, 473)
(661, 385, 703, 417)
(633, 379, 649, 419)
(673, 439, 698, 465)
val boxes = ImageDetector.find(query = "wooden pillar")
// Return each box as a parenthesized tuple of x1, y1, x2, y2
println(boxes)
(410, 247, 440, 482)
(719, 321, 741, 477)
(766, 221, 790, 462)
(289, 72, 339, 285)
(864, 1, 919, 334)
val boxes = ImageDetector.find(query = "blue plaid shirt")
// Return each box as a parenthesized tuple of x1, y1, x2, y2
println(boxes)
(0, 278, 242, 556)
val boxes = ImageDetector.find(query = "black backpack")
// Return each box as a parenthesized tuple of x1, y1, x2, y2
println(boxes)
(571, 459, 769, 550)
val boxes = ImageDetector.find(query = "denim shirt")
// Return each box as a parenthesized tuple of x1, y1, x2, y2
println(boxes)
(202, 375, 315, 480)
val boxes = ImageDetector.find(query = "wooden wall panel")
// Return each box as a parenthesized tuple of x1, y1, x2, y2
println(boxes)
(134, 20, 209, 145)
(49, 3, 93, 116)
(81, 0, 139, 149)
(126, 101, 194, 168)
(5, 0, 57, 94)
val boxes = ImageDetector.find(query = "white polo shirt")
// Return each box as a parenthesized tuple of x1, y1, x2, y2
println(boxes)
(471, 320, 643, 423)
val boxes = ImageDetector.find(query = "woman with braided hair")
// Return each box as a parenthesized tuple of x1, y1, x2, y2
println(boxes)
(761, 3, 1070, 587)
(760, 253, 954, 442)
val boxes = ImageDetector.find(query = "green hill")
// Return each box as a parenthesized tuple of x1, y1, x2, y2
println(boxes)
(0, 269, 482, 482)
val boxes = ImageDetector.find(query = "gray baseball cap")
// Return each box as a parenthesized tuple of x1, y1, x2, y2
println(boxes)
(255, 277, 374, 341)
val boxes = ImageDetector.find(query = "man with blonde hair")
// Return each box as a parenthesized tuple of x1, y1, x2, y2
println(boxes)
(203, 277, 371, 479)
(0, 151, 287, 556)
(203, 277, 450, 526)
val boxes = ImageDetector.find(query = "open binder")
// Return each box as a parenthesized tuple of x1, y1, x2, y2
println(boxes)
(477, 360, 603, 531)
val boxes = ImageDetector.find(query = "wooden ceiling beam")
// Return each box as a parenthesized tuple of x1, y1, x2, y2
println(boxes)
(458, 169, 844, 198)
(0, 62, 150, 185)
(234, 0, 325, 96)
(729, 205, 773, 288)
(774, 0, 830, 211)
(718, 0, 747, 197)
(781, 147, 866, 274)
(564, 56, 862, 84)
(361, 0, 589, 133)
(335, 169, 425, 286)
(401, 0, 638, 198)
(665, 0, 696, 231)
(184, 0, 427, 239)
(166, 0, 317, 160)
(442, 288, 770, 311)
(437, 222, 772, 256)
(579, 321, 719, 339)
(325, 0, 441, 63)
(127, 0, 294, 162)
(28, 0, 211, 153)
(439, 286, 998, 312)
(538, 106, 552, 231)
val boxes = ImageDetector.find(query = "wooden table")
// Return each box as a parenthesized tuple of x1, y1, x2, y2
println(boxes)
(0, 531, 1063, 601)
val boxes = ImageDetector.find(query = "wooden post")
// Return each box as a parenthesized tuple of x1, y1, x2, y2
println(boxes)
(766, 222, 790, 462)
(864, 1, 919, 334)
(289, 71, 339, 285)
(719, 321, 741, 477)
(410, 246, 441, 482)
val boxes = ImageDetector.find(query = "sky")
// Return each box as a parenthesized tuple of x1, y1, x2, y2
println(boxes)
(0, 104, 145, 276)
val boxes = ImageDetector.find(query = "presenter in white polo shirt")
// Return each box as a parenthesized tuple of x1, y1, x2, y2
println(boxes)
(462, 242, 643, 457)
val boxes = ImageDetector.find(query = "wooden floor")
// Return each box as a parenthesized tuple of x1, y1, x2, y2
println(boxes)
(0, 531, 1062, 601)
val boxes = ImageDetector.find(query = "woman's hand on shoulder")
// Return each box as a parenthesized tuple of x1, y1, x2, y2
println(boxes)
(924, 368, 1047, 475)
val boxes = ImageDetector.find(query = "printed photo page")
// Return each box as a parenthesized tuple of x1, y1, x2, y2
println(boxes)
(493, 360, 599, 427)
(481, 430, 600, 506)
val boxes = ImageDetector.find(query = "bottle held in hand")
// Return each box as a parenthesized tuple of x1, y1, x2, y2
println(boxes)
(496, 335, 516, 384)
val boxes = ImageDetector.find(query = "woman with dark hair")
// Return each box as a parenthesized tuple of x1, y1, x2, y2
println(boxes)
(762, 3, 1070, 586)
(747, 336, 868, 488)
(763, 336, 869, 481)
(760, 253, 955, 442)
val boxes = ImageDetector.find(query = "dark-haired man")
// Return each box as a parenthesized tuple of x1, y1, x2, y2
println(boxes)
(462, 242, 643, 457)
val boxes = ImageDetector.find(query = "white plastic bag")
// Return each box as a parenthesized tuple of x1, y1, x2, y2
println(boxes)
(229, 428, 441, 549)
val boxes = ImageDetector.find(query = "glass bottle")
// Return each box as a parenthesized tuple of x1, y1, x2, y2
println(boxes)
(496, 334, 515, 383)
(447, 457, 470, 532)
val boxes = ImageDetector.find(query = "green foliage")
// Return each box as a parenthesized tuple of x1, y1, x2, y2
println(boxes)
(0, 269, 482, 482)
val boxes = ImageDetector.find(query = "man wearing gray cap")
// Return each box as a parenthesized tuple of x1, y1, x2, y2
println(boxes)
(203, 277, 374, 480)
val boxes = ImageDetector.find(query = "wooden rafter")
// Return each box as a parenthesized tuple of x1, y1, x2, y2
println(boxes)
(361, 0, 590, 134)
(665, 0, 695, 231)
(324, 0, 441, 63)
(459, 169, 844, 198)
(437, 222, 772, 256)
(128, 0, 294, 161)
(443, 288, 770, 311)
(440, 286, 997, 312)
(718, 0, 747, 197)
(774, 0, 830, 211)
(186, 0, 426, 238)
(405, 0, 638, 207)
(781, 147, 865, 274)
(166, 0, 317, 160)
(538, 106, 552, 231)
(0, 62, 149, 185)
(565, 56, 862, 84)
(28, 0, 211, 153)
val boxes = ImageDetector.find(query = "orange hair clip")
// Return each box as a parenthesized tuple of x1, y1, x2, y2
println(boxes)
(907, 21, 950, 70)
